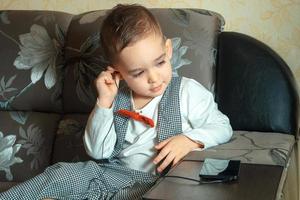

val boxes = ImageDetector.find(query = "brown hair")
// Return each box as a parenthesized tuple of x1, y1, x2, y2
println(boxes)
(100, 4, 163, 64)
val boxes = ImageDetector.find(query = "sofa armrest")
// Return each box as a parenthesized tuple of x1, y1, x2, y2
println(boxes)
(215, 32, 299, 136)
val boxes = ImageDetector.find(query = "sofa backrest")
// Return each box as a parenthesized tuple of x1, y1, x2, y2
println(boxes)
(63, 8, 224, 113)
(216, 32, 299, 135)
(0, 10, 72, 113)
(0, 9, 223, 114)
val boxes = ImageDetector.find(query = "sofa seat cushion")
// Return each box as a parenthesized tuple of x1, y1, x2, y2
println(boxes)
(185, 131, 295, 167)
(0, 111, 61, 182)
(0, 181, 18, 192)
(51, 114, 91, 164)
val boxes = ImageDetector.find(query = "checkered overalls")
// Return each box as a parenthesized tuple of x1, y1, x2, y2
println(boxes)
(0, 77, 182, 200)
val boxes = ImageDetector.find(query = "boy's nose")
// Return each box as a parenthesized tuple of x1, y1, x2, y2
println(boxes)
(148, 70, 159, 83)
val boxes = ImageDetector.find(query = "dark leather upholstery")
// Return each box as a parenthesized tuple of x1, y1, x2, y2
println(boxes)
(215, 32, 299, 136)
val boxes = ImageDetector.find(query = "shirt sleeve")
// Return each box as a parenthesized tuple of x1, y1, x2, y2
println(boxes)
(83, 103, 117, 159)
(181, 78, 233, 149)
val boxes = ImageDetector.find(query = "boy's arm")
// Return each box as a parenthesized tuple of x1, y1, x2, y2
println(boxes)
(182, 79, 233, 149)
(83, 103, 117, 159)
(154, 79, 232, 173)
(84, 66, 120, 159)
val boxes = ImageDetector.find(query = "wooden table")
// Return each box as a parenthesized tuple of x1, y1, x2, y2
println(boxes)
(143, 160, 283, 200)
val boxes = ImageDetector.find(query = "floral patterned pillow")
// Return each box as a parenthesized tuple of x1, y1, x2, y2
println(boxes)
(0, 11, 72, 113)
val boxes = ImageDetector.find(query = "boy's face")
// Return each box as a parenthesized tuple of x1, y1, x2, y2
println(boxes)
(115, 33, 173, 100)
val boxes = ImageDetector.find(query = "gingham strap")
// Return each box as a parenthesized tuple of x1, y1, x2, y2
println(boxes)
(157, 76, 183, 142)
(112, 76, 183, 158)
(112, 82, 132, 158)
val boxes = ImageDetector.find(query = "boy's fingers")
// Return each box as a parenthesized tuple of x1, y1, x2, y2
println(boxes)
(104, 77, 114, 84)
(155, 138, 171, 149)
(107, 66, 115, 71)
(172, 157, 181, 167)
(106, 66, 122, 84)
(153, 150, 168, 165)
(102, 73, 113, 84)
(99, 70, 117, 85)
(153, 148, 169, 164)
(157, 154, 174, 173)
(106, 66, 117, 77)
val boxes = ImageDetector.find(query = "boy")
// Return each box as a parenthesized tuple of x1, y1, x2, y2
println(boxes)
(84, 3, 232, 199)
(0, 4, 232, 200)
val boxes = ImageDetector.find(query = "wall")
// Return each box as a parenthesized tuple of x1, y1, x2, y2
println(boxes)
(1, 0, 300, 88)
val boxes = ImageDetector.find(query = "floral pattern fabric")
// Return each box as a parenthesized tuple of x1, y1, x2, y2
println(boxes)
(0, 132, 22, 181)
(0, 111, 61, 182)
(0, 11, 72, 185)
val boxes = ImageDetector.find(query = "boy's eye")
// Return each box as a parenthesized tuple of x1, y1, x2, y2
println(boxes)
(157, 60, 166, 66)
(132, 71, 144, 78)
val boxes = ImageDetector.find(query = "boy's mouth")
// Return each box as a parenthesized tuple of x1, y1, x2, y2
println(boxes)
(150, 84, 163, 92)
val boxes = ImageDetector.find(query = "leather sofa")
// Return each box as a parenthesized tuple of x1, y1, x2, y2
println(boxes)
(0, 8, 298, 199)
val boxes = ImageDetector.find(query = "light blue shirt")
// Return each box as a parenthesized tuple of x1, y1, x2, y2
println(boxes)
(84, 77, 232, 174)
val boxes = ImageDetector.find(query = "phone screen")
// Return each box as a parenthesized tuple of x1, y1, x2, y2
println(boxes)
(199, 158, 241, 181)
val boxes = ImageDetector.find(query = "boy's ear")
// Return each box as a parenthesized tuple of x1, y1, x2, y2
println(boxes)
(112, 66, 123, 80)
(165, 38, 173, 60)
(117, 72, 123, 80)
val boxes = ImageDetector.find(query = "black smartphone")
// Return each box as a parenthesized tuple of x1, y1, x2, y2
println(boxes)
(199, 158, 241, 181)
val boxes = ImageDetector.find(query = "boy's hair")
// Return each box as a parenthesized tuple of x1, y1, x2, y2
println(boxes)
(100, 4, 163, 64)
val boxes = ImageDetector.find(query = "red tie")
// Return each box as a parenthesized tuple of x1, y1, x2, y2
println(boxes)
(117, 109, 155, 128)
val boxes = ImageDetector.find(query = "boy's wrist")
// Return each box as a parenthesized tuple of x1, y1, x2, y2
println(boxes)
(96, 98, 113, 108)
(182, 135, 205, 149)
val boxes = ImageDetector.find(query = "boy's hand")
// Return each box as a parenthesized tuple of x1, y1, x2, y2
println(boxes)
(153, 135, 203, 173)
(95, 66, 121, 108)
